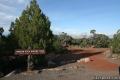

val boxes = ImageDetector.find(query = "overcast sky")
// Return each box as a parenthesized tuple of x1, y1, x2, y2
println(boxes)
(0, 0, 120, 36)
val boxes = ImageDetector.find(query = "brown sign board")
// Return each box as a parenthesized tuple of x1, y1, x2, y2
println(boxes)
(15, 49, 45, 55)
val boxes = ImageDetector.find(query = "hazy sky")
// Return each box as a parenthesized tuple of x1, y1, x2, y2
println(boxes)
(0, 0, 120, 36)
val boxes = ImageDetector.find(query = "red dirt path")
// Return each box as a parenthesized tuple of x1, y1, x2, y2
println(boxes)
(86, 53, 119, 71)
(69, 48, 119, 71)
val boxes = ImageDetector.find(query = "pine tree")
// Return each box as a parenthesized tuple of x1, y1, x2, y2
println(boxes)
(0, 27, 4, 37)
(13, 0, 53, 50)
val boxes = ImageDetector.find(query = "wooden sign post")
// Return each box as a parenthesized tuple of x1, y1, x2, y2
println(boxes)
(15, 49, 45, 72)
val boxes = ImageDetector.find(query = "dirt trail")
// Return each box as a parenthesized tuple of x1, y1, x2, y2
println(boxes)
(85, 54, 119, 71)
(1, 48, 120, 80)
(73, 48, 119, 71)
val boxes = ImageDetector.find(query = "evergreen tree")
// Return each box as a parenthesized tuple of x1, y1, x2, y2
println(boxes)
(59, 32, 73, 46)
(112, 29, 120, 54)
(9, 22, 15, 34)
(6, 22, 19, 53)
(92, 34, 110, 48)
(13, 0, 53, 51)
(89, 30, 110, 48)
(90, 29, 96, 36)
(0, 27, 4, 37)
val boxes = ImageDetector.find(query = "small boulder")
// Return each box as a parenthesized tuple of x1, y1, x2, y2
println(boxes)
(77, 57, 90, 63)
(84, 58, 90, 63)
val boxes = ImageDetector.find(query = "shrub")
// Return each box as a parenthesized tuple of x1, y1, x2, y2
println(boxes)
(52, 40, 68, 54)
(111, 30, 120, 54)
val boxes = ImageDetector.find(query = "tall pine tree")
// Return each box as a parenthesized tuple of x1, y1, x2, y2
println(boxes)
(13, 0, 53, 51)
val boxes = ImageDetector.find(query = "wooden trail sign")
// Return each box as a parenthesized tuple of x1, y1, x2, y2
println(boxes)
(15, 49, 45, 55)
(15, 49, 45, 72)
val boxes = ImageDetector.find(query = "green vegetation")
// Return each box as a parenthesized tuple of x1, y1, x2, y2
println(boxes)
(71, 30, 110, 48)
(0, 0, 67, 76)
(0, 0, 120, 78)
(13, 0, 53, 51)
(91, 34, 110, 48)
(52, 33, 71, 54)
(0, 27, 4, 37)
(111, 29, 120, 54)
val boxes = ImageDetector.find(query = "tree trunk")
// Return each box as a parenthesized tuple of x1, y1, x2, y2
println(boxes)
(27, 55, 33, 71)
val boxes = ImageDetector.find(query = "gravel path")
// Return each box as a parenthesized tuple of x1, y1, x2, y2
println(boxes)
(1, 63, 120, 80)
